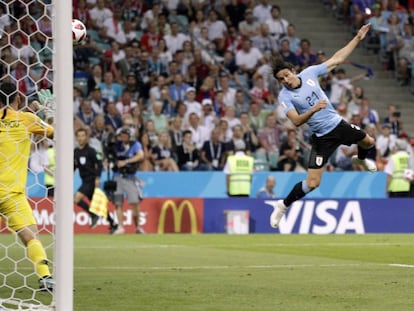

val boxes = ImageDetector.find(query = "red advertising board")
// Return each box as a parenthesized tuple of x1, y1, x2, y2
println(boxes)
(0, 198, 204, 234)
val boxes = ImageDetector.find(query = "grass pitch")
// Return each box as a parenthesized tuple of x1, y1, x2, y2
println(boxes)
(2, 234, 414, 310)
(74, 234, 414, 311)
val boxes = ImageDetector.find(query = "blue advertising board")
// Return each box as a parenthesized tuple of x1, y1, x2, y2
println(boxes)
(27, 171, 388, 199)
(203, 199, 414, 234)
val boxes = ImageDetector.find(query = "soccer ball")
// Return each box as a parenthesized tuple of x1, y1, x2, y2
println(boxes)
(72, 19, 87, 45)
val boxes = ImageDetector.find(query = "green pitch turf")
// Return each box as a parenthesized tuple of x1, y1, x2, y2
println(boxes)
(1, 234, 414, 311)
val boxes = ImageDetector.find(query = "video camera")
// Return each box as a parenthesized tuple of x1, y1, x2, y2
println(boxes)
(102, 131, 139, 177)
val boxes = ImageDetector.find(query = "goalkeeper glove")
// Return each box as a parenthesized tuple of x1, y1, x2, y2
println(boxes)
(37, 89, 55, 120)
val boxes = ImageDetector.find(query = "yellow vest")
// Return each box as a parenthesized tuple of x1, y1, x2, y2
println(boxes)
(228, 154, 254, 196)
(388, 152, 410, 192)
(44, 147, 55, 186)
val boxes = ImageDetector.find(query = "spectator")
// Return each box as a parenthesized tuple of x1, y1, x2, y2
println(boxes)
(266, 5, 289, 41)
(251, 23, 278, 56)
(169, 116, 183, 154)
(140, 1, 161, 30)
(11, 32, 37, 65)
(218, 119, 232, 143)
(250, 74, 274, 107)
(235, 38, 265, 77)
(140, 21, 161, 53)
(104, 101, 123, 132)
(164, 22, 190, 55)
(383, 104, 402, 136)
(101, 6, 127, 45)
(253, 0, 272, 24)
(240, 112, 259, 154)
(376, 123, 397, 168)
(87, 64, 103, 96)
(158, 39, 173, 71)
(282, 23, 301, 54)
(177, 130, 200, 171)
(200, 98, 218, 132)
(205, 9, 227, 53)
(296, 38, 318, 70)
(234, 90, 249, 117)
(140, 123, 155, 172)
(99, 71, 123, 102)
(359, 97, 380, 130)
(152, 131, 179, 171)
(334, 144, 358, 171)
(184, 87, 202, 117)
(256, 175, 276, 198)
(169, 73, 190, 102)
(219, 72, 237, 107)
(200, 128, 225, 171)
(76, 99, 98, 128)
(89, 0, 113, 30)
(278, 39, 301, 70)
(248, 101, 268, 131)
(89, 86, 107, 114)
(150, 101, 169, 133)
(225, 0, 247, 29)
(239, 9, 260, 37)
(329, 68, 367, 108)
(186, 112, 210, 150)
(116, 90, 138, 115)
(257, 113, 283, 168)
(222, 105, 241, 132)
(277, 129, 305, 171)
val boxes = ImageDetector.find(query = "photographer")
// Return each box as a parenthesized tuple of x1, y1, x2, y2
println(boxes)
(110, 128, 144, 234)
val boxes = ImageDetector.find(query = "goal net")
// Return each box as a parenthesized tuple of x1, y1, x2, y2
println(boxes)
(0, 1, 73, 310)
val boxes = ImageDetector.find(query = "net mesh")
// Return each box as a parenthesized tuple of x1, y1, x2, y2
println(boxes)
(0, 1, 55, 310)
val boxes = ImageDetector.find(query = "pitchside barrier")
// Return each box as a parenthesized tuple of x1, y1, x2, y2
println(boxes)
(14, 197, 413, 234)
(21, 171, 414, 234)
(27, 171, 388, 198)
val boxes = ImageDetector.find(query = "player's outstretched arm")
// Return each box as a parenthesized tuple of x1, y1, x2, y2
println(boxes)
(325, 23, 371, 72)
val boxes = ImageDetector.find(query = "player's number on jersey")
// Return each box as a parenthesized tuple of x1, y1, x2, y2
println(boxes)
(350, 124, 361, 131)
(306, 91, 319, 106)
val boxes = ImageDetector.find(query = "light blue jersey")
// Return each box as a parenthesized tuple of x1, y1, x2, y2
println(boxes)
(279, 63, 342, 137)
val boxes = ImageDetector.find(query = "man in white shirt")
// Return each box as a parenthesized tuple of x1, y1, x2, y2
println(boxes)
(102, 8, 127, 45)
(164, 22, 190, 55)
(89, 0, 113, 29)
(265, 5, 289, 41)
(187, 112, 210, 150)
(218, 73, 237, 107)
(235, 39, 265, 74)
(253, 0, 272, 24)
(183, 87, 202, 118)
(206, 10, 227, 41)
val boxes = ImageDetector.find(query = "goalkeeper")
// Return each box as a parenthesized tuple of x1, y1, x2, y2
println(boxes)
(0, 83, 54, 292)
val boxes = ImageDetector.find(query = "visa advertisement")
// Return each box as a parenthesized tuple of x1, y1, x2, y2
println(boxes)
(203, 199, 414, 234)
(4, 198, 412, 234)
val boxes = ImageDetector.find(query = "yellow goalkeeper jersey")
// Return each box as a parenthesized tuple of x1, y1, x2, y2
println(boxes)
(0, 108, 54, 193)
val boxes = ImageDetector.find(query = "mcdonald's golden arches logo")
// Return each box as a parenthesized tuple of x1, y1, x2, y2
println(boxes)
(158, 199, 198, 234)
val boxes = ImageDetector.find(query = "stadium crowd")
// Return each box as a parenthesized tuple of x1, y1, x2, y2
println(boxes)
(1, 0, 414, 173)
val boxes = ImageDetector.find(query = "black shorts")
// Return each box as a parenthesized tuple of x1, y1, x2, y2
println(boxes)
(78, 181, 95, 201)
(308, 120, 366, 169)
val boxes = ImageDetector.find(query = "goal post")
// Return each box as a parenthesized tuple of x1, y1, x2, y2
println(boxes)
(54, 0, 74, 310)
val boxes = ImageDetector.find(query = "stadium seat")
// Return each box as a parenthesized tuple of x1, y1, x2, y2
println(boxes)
(254, 159, 270, 172)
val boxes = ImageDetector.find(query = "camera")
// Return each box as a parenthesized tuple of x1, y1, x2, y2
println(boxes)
(393, 111, 401, 118)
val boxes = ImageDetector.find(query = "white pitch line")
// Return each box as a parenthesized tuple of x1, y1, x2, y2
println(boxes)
(74, 263, 380, 271)
(389, 263, 414, 269)
(74, 242, 414, 249)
